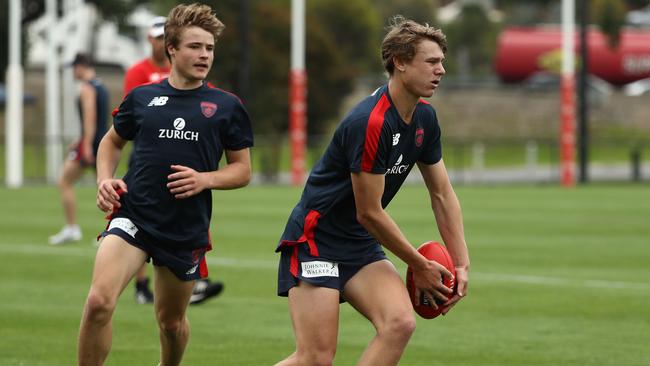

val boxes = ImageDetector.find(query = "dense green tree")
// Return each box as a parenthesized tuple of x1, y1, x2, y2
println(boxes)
(369, 0, 439, 75)
(372, 0, 439, 26)
(496, 0, 558, 25)
(209, 1, 289, 134)
(308, 0, 381, 74)
(592, 0, 627, 47)
(444, 3, 501, 79)
(87, 0, 148, 28)
(625, 0, 650, 8)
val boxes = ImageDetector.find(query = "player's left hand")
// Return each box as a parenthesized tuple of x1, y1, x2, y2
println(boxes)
(440, 265, 469, 315)
(167, 165, 208, 199)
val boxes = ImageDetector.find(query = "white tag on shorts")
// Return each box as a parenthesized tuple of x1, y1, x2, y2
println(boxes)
(301, 261, 339, 278)
(108, 217, 139, 238)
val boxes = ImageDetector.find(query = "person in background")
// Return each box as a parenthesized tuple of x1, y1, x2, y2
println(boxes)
(123, 16, 171, 95)
(49, 53, 108, 246)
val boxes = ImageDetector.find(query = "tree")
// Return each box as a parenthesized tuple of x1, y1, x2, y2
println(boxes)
(496, 0, 558, 25)
(209, 1, 290, 135)
(625, 0, 650, 8)
(88, 0, 143, 23)
(592, 0, 627, 48)
(444, 3, 501, 79)
(372, 0, 439, 26)
(308, 0, 381, 74)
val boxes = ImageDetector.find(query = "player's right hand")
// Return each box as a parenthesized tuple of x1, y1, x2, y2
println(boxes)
(441, 266, 469, 315)
(97, 179, 128, 212)
(411, 260, 454, 308)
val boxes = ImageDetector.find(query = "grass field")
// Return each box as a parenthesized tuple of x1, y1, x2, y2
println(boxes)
(1, 183, 649, 365)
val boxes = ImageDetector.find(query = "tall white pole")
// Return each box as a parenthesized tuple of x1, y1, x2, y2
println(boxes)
(61, 0, 79, 143)
(6, 0, 24, 188)
(289, 0, 307, 185)
(560, 0, 576, 187)
(291, 0, 305, 71)
(46, 0, 62, 183)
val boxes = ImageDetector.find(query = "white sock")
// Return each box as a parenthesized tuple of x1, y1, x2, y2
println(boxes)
(65, 224, 80, 232)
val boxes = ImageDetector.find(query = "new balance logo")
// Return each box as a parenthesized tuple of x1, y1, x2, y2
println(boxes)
(392, 133, 401, 146)
(148, 96, 169, 106)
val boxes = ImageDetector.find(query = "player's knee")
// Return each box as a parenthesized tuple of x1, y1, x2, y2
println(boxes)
(380, 313, 417, 340)
(57, 176, 68, 190)
(84, 291, 116, 323)
(157, 314, 186, 335)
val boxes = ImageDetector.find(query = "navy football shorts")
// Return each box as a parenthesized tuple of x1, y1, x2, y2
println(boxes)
(66, 140, 97, 168)
(101, 216, 209, 282)
(277, 242, 387, 301)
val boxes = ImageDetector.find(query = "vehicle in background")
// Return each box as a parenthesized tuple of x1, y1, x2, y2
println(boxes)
(495, 27, 650, 86)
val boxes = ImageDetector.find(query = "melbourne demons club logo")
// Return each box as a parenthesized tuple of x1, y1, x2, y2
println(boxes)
(200, 101, 218, 118)
(415, 128, 424, 147)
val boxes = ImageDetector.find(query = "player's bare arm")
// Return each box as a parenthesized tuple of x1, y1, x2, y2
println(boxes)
(96, 127, 128, 212)
(418, 160, 470, 314)
(167, 147, 251, 199)
(79, 82, 97, 163)
(351, 170, 453, 307)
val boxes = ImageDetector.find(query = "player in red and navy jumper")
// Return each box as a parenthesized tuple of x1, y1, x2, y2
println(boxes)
(275, 17, 470, 366)
(123, 16, 225, 306)
(77, 5, 252, 365)
(104, 77, 252, 279)
(277, 84, 442, 284)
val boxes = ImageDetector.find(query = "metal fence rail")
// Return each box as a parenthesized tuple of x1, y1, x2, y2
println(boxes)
(1, 135, 648, 185)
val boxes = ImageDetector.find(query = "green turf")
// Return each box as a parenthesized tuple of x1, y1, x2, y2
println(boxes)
(1, 184, 649, 365)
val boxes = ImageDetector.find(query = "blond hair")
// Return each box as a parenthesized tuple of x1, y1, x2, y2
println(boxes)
(381, 16, 447, 75)
(165, 3, 226, 60)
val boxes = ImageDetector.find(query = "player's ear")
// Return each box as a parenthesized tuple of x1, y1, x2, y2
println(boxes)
(393, 56, 406, 73)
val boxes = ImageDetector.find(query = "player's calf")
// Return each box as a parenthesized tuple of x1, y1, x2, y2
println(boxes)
(295, 348, 336, 366)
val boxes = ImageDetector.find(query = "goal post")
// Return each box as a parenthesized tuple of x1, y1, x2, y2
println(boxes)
(5, 0, 24, 188)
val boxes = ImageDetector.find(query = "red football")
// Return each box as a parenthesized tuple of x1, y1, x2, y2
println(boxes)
(406, 241, 456, 319)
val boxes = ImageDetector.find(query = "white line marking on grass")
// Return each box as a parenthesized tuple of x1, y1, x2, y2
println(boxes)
(3, 243, 650, 291)
(472, 272, 650, 291)
(0, 242, 95, 257)
(208, 256, 277, 270)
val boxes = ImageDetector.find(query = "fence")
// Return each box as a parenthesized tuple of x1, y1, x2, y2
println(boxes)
(2, 133, 647, 185)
